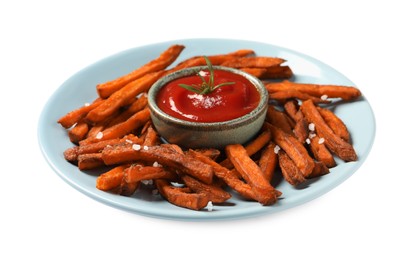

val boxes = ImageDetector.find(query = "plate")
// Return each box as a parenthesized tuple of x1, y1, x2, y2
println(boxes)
(38, 39, 376, 221)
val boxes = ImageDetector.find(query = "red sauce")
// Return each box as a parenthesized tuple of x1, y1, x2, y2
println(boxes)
(156, 70, 260, 123)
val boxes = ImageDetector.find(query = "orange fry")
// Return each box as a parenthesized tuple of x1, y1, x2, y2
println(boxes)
(258, 142, 278, 182)
(181, 175, 231, 204)
(278, 151, 306, 186)
(317, 106, 350, 142)
(226, 144, 279, 205)
(68, 121, 89, 144)
(97, 44, 185, 98)
(101, 144, 214, 184)
(221, 56, 285, 68)
(77, 153, 105, 170)
(269, 89, 331, 104)
(171, 49, 255, 71)
(83, 107, 150, 144)
(124, 164, 177, 184)
(155, 179, 210, 211)
(308, 135, 336, 168)
(96, 165, 129, 191)
(86, 71, 164, 124)
(266, 80, 361, 101)
(265, 106, 294, 134)
(259, 66, 293, 79)
(58, 98, 103, 128)
(265, 123, 315, 177)
(300, 99, 357, 161)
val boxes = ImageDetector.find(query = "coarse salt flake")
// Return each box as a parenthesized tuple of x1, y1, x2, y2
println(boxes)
(125, 139, 133, 144)
(96, 132, 103, 139)
(143, 145, 149, 151)
(318, 137, 325, 144)
(153, 161, 161, 167)
(205, 201, 213, 212)
(132, 144, 141, 151)
(142, 179, 153, 185)
(306, 138, 311, 144)
(198, 70, 208, 77)
(321, 95, 328, 101)
(308, 123, 315, 131)
(84, 102, 90, 107)
(309, 133, 317, 139)
(274, 145, 281, 154)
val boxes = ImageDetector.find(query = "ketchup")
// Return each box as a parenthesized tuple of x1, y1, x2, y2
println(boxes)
(156, 70, 260, 123)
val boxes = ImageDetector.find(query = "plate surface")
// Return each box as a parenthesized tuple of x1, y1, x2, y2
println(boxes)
(38, 39, 376, 221)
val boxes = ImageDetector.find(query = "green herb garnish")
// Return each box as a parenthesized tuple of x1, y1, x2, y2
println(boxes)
(178, 56, 235, 95)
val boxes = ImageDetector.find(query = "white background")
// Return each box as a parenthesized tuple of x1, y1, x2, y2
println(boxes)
(1, 0, 410, 259)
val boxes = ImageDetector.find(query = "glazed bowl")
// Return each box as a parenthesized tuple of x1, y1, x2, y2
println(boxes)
(147, 66, 268, 149)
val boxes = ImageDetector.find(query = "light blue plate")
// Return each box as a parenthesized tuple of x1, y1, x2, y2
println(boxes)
(38, 39, 376, 221)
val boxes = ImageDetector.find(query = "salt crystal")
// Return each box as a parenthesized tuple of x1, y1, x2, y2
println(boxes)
(125, 139, 132, 144)
(274, 145, 281, 154)
(306, 138, 311, 144)
(309, 133, 317, 139)
(318, 138, 325, 144)
(153, 161, 161, 167)
(308, 123, 315, 131)
(321, 95, 328, 101)
(198, 70, 207, 77)
(142, 179, 153, 185)
(143, 145, 149, 151)
(132, 144, 141, 151)
(205, 201, 213, 212)
(96, 132, 103, 139)
(84, 102, 90, 107)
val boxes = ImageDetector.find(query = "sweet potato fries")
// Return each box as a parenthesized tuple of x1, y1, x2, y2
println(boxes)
(58, 44, 362, 211)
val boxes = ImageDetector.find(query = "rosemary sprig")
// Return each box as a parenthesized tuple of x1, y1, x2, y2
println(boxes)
(178, 56, 235, 95)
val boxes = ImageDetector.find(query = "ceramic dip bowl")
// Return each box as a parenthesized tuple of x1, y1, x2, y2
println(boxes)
(147, 66, 268, 149)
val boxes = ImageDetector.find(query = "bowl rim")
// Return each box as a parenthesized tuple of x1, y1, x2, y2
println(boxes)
(147, 65, 268, 128)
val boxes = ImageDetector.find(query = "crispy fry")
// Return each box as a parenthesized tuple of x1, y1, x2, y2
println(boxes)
(171, 49, 255, 71)
(96, 165, 129, 191)
(86, 71, 164, 124)
(186, 149, 258, 200)
(258, 142, 278, 182)
(118, 177, 140, 196)
(308, 161, 330, 179)
(220, 130, 271, 169)
(239, 68, 267, 78)
(278, 151, 306, 185)
(221, 56, 285, 68)
(265, 106, 294, 134)
(308, 135, 336, 168)
(105, 94, 148, 128)
(64, 146, 79, 163)
(77, 153, 105, 170)
(266, 80, 361, 101)
(181, 175, 231, 204)
(155, 179, 210, 211)
(78, 134, 142, 155)
(83, 107, 150, 144)
(300, 99, 357, 161)
(259, 66, 293, 79)
(101, 144, 214, 184)
(142, 125, 160, 146)
(283, 100, 308, 143)
(225, 144, 278, 205)
(317, 106, 350, 142)
(58, 98, 103, 128)
(68, 121, 89, 144)
(97, 44, 185, 98)
(269, 89, 331, 104)
(192, 148, 220, 161)
(124, 164, 178, 184)
(265, 123, 315, 177)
